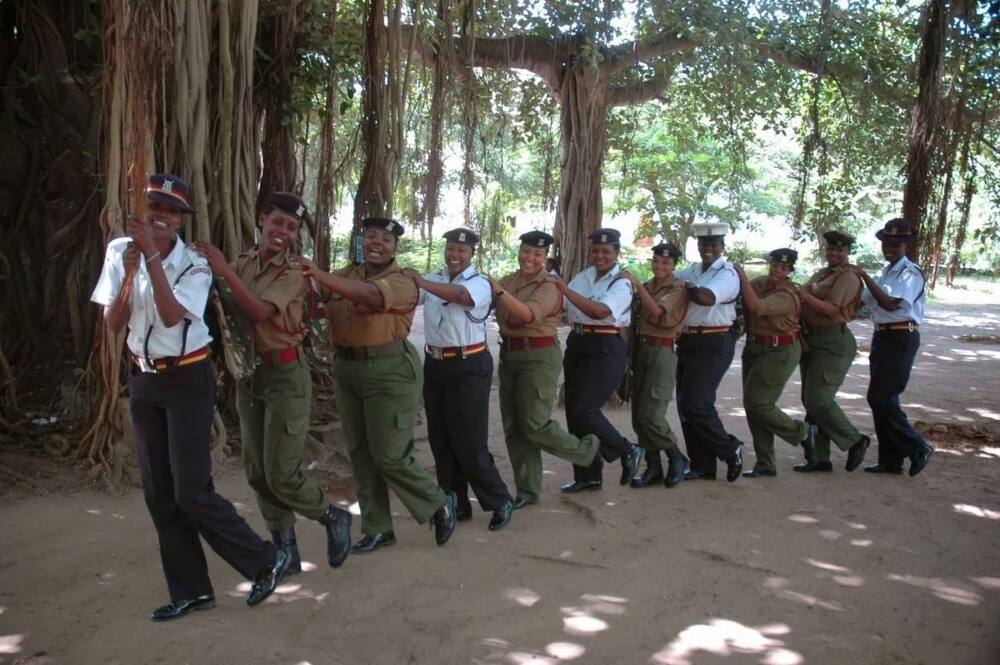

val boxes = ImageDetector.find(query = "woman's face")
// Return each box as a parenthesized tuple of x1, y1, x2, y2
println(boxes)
(767, 261, 794, 284)
(590, 243, 619, 273)
(518, 244, 547, 276)
(825, 244, 849, 268)
(444, 241, 474, 276)
(260, 209, 301, 257)
(363, 227, 397, 268)
(651, 254, 676, 280)
(143, 199, 183, 241)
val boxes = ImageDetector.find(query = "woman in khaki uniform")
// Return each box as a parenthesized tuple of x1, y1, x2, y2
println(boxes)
(489, 230, 600, 508)
(300, 217, 456, 554)
(795, 230, 870, 473)
(621, 242, 690, 489)
(195, 192, 351, 573)
(734, 249, 808, 477)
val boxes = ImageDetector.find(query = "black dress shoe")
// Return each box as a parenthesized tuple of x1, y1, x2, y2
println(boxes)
(432, 492, 458, 546)
(270, 527, 302, 576)
(683, 469, 716, 481)
(793, 461, 833, 473)
(247, 547, 291, 606)
(742, 467, 776, 478)
(351, 531, 396, 554)
(864, 463, 904, 475)
(909, 445, 935, 477)
(560, 480, 603, 493)
(620, 444, 644, 485)
(629, 454, 664, 488)
(664, 451, 689, 488)
(845, 435, 871, 472)
(726, 445, 744, 482)
(488, 499, 514, 531)
(512, 496, 533, 510)
(149, 595, 215, 622)
(319, 504, 352, 568)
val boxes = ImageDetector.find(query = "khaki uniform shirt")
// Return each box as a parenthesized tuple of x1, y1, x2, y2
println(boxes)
(233, 248, 306, 352)
(496, 270, 562, 337)
(802, 265, 862, 328)
(748, 276, 800, 336)
(325, 261, 417, 347)
(638, 276, 688, 338)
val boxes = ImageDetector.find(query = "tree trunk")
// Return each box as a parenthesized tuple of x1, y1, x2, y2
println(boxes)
(553, 65, 609, 280)
(901, 0, 949, 262)
(354, 0, 395, 227)
(258, 0, 301, 207)
(421, 0, 449, 247)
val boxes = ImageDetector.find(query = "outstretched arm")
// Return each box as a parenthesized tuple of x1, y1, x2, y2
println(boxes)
(855, 267, 903, 311)
(193, 243, 277, 323)
(300, 258, 385, 310)
(548, 275, 612, 320)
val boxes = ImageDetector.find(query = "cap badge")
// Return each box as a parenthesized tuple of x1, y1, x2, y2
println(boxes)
(387, 221, 395, 232)
(162, 180, 173, 194)
(459, 232, 466, 242)
(296, 204, 305, 217)
(600, 233, 607, 243)
(537, 238, 545, 247)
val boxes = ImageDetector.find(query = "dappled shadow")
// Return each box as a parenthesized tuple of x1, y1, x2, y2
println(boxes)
(887, 574, 983, 606)
(651, 619, 802, 665)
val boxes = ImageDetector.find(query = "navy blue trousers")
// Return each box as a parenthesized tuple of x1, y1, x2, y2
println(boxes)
(676, 331, 743, 476)
(129, 361, 275, 602)
(867, 329, 928, 465)
(563, 332, 631, 483)
(424, 350, 511, 511)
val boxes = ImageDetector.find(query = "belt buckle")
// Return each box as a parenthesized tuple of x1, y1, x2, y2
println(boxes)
(137, 358, 156, 373)
(770, 335, 779, 346)
(427, 345, 444, 360)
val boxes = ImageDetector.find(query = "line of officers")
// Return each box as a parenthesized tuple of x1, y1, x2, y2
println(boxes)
(91, 173, 934, 622)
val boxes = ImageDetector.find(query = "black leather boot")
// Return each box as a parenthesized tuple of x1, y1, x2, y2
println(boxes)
(270, 527, 302, 576)
(629, 450, 664, 488)
(318, 504, 352, 568)
(664, 449, 690, 488)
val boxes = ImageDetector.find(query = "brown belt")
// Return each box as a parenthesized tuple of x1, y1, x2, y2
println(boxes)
(134, 347, 210, 373)
(426, 342, 487, 359)
(502, 336, 557, 351)
(876, 322, 919, 332)
(640, 335, 675, 347)
(683, 325, 731, 335)
(752, 334, 798, 347)
(573, 324, 621, 335)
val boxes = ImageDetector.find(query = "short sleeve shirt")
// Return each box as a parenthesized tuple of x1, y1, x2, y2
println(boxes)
(233, 248, 306, 352)
(675, 258, 740, 327)
(90, 236, 213, 358)
(496, 270, 562, 337)
(564, 265, 633, 327)
(801, 264, 862, 327)
(747, 276, 800, 336)
(861, 256, 926, 325)
(325, 261, 418, 347)
(419, 265, 492, 347)
(638, 276, 688, 338)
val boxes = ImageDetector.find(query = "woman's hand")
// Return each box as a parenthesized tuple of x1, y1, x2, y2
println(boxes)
(191, 242, 228, 273)
(546, 274, 568, 295)
(123, 242, 142, 279)
(298, 256, 323, 279)
(125, 215, 156, 257)
(485, 275, 504, 296)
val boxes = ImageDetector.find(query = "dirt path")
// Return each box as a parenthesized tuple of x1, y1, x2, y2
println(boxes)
(2, 303, 1000, 665)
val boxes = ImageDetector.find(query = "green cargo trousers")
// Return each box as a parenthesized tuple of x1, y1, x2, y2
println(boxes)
(800, 325, 862, 462)
(631, 342, 681, 454)
(742, 340, 808, 473)
(498, 344, 598, 504)
(237, 356, 328, 531)
(333, 340, 446, 535)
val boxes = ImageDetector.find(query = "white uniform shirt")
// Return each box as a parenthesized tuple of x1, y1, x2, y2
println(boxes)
(676, 257, 740, 327)
(91, 236, 213, 359)
(419, 264, 492, 347)
(564, 265, 633, 327)
(862, 256, 925, 325)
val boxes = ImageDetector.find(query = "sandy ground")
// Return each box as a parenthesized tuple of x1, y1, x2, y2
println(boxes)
(2, 301, 1000, 665)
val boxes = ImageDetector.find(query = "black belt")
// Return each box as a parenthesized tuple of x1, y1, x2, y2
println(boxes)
(335, 340, 407, 360)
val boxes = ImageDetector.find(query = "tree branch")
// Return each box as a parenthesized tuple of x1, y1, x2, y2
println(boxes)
(608, 69, 674, 107)
(605, 31, 702, 75)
